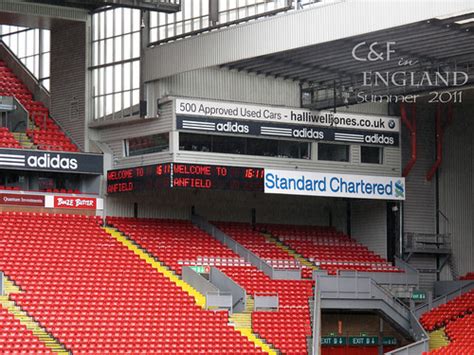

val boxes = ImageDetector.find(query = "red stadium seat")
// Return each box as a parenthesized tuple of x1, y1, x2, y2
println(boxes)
(0, 61, 79, 152)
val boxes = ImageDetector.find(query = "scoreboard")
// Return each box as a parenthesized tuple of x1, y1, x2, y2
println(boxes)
(107, 163, 264, 194)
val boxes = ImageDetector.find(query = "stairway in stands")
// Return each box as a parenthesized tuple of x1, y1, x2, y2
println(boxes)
(264, 233, 318, 279)
(229, 296, 278, 355)
(104, 226, 207, 308)
(0, 60, 78, 151)
(107, 217, 312, 354)
(1, 212, 264, 354)
(0, 276, 68, 354)
(12, 132, 35, 149)
(105, 226, 276, 355)
(428, 328, 450, 351)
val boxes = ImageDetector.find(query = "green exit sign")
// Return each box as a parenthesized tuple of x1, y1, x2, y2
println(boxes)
(349, 336, 378, 346)
(321, 336, 346, 346)
(412, 290, 427, 301)
(190, 265, 210, 273)
(383, 337, 397, 346)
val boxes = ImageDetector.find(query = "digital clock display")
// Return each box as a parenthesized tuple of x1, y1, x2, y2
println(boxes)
(107, 163, 264, 194)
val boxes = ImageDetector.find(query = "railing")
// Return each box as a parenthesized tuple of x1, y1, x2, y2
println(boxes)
(311, 277, 321, 355)
(192, 214, 301, 280)
(254, 292, 279, 311)
(209, 267, 246, 313)
(206, 291, 233, 312)
(149, 0, 328, 45)
(316, 274, 411, 331)
(404, 232, 451, 253)
(385, 311, 429, 355)
(415, 281, 474, 318)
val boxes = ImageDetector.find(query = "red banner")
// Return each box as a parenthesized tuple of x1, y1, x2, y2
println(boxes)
(0, 193, 45, 207)
(54, 196, 97, 210)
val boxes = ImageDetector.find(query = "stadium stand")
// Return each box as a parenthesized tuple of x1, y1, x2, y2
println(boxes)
(260, 224, 401, 275)
(0, 212, 264, 354)
(0, 305, 53, 354)
(0, 61, 78, 152)
(420, 290, 474, 354)
(107, 217, 314, 355)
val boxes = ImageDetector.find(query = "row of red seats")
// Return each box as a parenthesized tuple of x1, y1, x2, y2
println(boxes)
(459, 272, 474, 280)
(0, 126, 22, 149)
(260, 223, 401, 275)
(0, 305, 53, 354)
(214, 222, 300, 269)
(0, 61, 79, 152)
(421, 291, 474, 354)
(107, 217, 314, 355)
(0, 186, 82, 194)
(0, 185, 21, 191)
(420, 290, 474, 331)
(0, 212, 263, 354)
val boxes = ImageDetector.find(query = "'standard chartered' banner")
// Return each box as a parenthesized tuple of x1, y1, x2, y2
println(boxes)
(264, 169, 405, 200)
(175, 98, 400, 133)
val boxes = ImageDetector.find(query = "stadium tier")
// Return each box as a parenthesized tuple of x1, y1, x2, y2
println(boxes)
(421, 290, 474, 354)
(107, 217, 314, 354)
(0, 212, 265, 354)
(0, 61, 78, 152)
(260, 224, 401, 275)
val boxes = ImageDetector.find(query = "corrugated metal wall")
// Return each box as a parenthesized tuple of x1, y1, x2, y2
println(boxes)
(95, 102, 173, 168)
(438, 102, 474, 277)
(148, 67, 300, 109)
(50, 21, 87, 149)
(106, 189, 348, 232)
(174, 146, 400, 176)
(351, 200, 387, 259)
(402, 103, 437, 290)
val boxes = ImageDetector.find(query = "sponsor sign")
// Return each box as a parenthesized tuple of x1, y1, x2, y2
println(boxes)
(264, 169, 405, 200)
(44, 195, 103, 210)
(53, 196, 97, 209)
(176, 98, 400, 133)
(0, 149, 103, 174)
(177, 116, 399, 146)
(0, 193, 45, 207)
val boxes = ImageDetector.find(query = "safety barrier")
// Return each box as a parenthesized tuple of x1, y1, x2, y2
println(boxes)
(210, 267, 246, 313)
(254, 292, 279, 311)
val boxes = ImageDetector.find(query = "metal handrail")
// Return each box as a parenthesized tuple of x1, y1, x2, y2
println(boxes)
(415, 281, 474, 318)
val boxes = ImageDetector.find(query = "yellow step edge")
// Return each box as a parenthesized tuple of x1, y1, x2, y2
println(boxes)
(0, 298, 69, 354)
(106, 227, 277, 354)
(105, 227, 206, 308)
(264, 234, 317, 270)
(429, 328, 450, 350)
(228, 296, 278, 355)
